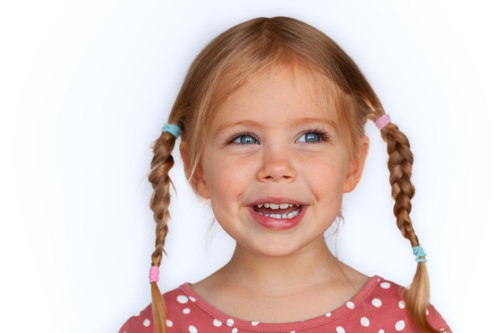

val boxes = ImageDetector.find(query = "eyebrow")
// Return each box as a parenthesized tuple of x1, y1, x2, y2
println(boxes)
(215, 117, 338, 134)
(293, 117, 338, 131)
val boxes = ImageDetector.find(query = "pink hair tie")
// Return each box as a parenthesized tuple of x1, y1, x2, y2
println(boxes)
(149, 266, 160, 283)
(374, 114, 391, 130)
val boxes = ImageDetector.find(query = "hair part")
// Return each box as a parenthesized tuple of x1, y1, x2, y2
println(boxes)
(146, 16, 446, 333)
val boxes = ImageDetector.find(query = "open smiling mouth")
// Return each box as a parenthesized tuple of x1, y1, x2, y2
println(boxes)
(249, 202, 307, 230)
(253, 203, 302, 219)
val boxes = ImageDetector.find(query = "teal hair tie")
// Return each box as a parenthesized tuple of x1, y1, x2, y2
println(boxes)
(162, 123, 181, 138)
(412, 244, 428, 263)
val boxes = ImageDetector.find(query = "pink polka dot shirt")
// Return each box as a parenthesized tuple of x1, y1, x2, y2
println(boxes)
(119, 275, 451, 333)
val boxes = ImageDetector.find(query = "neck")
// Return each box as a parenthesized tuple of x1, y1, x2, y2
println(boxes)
(221, 237, 344, 296)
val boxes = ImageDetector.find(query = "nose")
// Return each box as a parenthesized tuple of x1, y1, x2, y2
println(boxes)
(257, 144, 298, 183)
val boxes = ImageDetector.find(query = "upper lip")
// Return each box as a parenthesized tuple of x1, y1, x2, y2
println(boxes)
(248, 196, 308, 206)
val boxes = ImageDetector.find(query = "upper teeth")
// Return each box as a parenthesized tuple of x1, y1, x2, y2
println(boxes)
(257, 203, 297, 209)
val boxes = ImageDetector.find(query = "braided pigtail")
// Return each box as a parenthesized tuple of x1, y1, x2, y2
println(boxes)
(147, 127, 179, 333)
(377, 118, 443, 333)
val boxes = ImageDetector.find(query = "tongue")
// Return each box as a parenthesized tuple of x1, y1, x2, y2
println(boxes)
(254, 206, 299, 215)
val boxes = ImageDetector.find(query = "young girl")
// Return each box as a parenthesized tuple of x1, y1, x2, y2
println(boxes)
(119, 16, 451, 333)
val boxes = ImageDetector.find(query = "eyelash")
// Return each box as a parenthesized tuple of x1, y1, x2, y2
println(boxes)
(226, 127, 331, 146)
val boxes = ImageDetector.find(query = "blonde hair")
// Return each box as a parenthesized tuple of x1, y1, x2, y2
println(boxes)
(146, 16, 445, 333)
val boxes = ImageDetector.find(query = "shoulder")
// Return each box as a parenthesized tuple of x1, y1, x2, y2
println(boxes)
(367, 276, 452, 332)
(118, 285, 190, 333)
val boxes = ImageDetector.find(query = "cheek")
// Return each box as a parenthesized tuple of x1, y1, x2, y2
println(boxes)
(299, 153, 346, 204)
(206, 156, 254, 214)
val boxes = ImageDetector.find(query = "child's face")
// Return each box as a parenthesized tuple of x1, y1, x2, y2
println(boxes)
(182, 67, 368, 258)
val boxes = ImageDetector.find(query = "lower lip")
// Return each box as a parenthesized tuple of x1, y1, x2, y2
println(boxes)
(248, 205, 307, 231)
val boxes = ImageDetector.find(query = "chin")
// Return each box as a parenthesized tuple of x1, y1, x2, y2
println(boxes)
(245, 237, 307, 258)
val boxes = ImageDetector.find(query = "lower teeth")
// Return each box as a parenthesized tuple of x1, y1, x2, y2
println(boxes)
(256, 206, 301, 219)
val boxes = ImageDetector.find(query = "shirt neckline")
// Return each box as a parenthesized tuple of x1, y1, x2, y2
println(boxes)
(179, 275, 381, 332)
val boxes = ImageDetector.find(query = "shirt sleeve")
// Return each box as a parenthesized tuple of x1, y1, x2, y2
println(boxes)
(118, 304, 155, 333)
(118, 317, 130, 333)
(427, 303, 453, 333)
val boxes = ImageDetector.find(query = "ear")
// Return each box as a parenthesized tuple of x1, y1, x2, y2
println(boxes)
(179, 141, 211, 199)
(343, 136, 370, 193)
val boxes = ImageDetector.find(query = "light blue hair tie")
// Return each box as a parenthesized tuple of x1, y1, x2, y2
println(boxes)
(162, 123, 181, 138)
(412, 244, 428, 263)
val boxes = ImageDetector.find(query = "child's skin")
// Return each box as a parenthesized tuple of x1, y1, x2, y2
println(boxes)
(180, 65, 371, 323)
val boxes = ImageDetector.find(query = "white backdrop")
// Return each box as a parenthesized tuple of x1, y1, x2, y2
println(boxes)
(1, 1, 498, 332)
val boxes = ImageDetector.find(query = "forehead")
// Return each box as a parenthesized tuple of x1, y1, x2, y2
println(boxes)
(212, 66, 337, 134)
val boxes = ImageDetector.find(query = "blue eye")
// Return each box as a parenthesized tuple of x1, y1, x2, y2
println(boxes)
(296, 132, 321, 143)
(227, 129, 330, 146)
(231, 134, 258, 144)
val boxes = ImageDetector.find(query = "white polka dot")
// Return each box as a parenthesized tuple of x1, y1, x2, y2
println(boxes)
(232, 329, 238, 333)
(399, 300, 405, 309)
(346, 301, 355, 309)
(166, 320, 173, 327)
(379, 330, 385, 333)
(189, 296, 196, 302)
(426, 309, 429, 315)
(395, 320, 405, 331)
(227, 319, 234, 326)
(377, 278, 380, 281)
(380, 282, 391, 289)
(372, 298, 382, 307)
(361, 317, 370, 326)
(251, 321, 259, 326)
(325, 312, 331, 317)
(189, 325, 197, 333)
(183, 308, 190, 314)
(213, 319, 222, 327)
(336, 327, 345, 333)
(177, 295, 188, 304)
(143, 319, 150, 327)
(291, 331, 295, 333)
